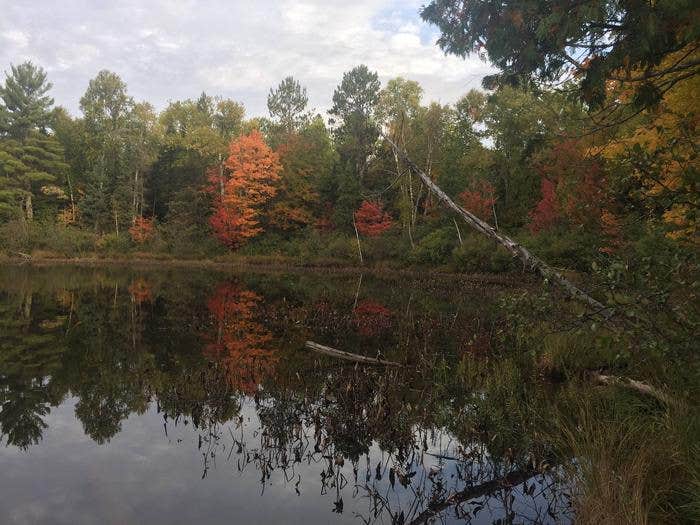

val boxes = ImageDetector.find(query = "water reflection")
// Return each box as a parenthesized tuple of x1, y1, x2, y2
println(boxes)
(0, 265, 572, 524)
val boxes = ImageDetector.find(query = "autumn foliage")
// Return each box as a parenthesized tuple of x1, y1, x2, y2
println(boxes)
(458, 180, 495, 221)
(129, 216, 155, 244)
(352, 299, 393, 337)
(203, 282, 277, 394)
(354, 200, 393, 236)
(127, 278, 153, 304)
(528, 178, 559, 233)
(529, 140, 611, 234)
(268, 134, 320, 231)
(207, 131, 281, 248)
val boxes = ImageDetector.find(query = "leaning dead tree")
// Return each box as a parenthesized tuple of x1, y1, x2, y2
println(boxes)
(382, 133, 613, 319)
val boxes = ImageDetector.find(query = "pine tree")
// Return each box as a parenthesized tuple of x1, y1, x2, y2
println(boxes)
(0, 63, 67, 220)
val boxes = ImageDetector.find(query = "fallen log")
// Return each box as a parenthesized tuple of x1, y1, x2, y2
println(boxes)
(304, 341, 402, 367)
(590, 371, 678, 406)
(382, 133, 613, 320)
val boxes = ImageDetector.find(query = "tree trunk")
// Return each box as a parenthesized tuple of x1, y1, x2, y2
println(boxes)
(383, 134, 613, 319)
(352, 215, 364, 264)
(218, 154, 225, 198)
(24, 194, 33, 221)
(133, 169, 139, 220)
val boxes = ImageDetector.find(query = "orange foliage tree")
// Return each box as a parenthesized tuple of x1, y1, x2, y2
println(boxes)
(354, 200, 394, 237)
(203, 282, 277, 394)
(127, 278, 153, 304)
(129, 216, 155, 244)
(207, 131, 281, 248)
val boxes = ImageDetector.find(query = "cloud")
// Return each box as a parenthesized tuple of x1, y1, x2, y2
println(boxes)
(0, 0, 495, 118)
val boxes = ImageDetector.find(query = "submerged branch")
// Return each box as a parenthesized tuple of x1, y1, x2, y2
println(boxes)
(304, 341, 402, 367)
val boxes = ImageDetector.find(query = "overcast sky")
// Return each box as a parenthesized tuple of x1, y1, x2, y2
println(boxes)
(0, 0, 494, 119)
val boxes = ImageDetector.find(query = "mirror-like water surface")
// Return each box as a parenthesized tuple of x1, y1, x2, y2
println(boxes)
(0, 265, 573, 524)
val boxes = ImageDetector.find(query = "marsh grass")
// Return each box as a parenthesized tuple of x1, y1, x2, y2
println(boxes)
(547, 388, 697, 524)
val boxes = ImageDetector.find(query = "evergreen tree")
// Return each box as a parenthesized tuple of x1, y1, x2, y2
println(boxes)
(0, 62, 67, 220)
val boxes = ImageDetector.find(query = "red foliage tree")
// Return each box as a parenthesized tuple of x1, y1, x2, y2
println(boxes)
(354, 200, 394, 237)
(129, 216, 155, 244)
(207, 131, 281, 248)
(528, 178, 560, 233)
(528, 139, 607, 234)
(458, 180, 495, 221)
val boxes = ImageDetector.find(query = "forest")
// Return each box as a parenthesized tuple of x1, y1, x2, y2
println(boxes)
(0, 1, 698, 522)
(0, 12, 697, 278)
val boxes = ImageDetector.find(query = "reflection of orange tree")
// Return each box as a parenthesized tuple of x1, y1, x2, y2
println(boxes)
(352, 299, 393, 337)
(127, 278, 153, 304)
(204, 283, 277, 395)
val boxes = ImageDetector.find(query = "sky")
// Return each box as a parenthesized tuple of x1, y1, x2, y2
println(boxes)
(0, 0, 495, 119)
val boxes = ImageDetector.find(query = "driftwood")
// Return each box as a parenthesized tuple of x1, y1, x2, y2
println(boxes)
(408, 468, 538, 524)
(591, 371, 678, 406)
(382, 134, 613, 319)
(304, 341, 401, 366)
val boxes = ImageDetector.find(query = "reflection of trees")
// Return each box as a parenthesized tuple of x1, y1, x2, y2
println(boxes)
(0, 267, 575, 522)
(204, 282, 277, 395)
(215, 361, 571, 524)
(352, 299, 393, 337)
(0, 289, 67, 449)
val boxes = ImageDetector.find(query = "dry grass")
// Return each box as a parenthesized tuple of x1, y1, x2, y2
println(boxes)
(550, 390, 691, 524)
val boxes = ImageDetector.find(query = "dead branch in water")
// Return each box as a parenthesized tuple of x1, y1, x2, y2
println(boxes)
(304, 341, 402, 367)
(382, 133, 614, 320)
(408, 468, 538, 524)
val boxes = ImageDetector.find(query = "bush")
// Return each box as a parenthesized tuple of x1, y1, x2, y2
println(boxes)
(96, 232, 133, 254)
(451, 234, 516, 273)
(0, 220, 97, 256)
(411, 227, 457, 265)
(521, 228, 599, 271)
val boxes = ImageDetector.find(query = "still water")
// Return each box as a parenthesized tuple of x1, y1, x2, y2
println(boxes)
(0, 264, 573, 524)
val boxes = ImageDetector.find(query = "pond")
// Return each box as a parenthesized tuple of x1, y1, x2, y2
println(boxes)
(0, 264, 574, 524)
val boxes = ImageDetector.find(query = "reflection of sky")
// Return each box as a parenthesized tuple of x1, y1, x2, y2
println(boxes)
(0, 397, 571, 524)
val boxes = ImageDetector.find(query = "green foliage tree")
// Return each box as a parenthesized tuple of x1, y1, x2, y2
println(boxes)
(328, 65, 381, 228)
(267, 76, 309, 139)
(0, 62, 67, 221)
(0, 62, 54, 139)
(420, 0, 700, 109)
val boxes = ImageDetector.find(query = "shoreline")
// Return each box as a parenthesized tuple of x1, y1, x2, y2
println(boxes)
(0, 254, 531, 286)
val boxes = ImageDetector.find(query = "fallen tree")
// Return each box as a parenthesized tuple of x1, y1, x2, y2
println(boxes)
(382, 133, 613, 319)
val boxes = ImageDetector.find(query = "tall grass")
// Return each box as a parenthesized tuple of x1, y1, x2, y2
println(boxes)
(547, 388, 697, 524)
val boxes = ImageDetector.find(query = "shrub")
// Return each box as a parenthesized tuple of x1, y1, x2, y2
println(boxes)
(451, 234, 516, 273)
(96, 232, 133, 254)
(0, 220, 97, 256)
(411, 227, 456, 265)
